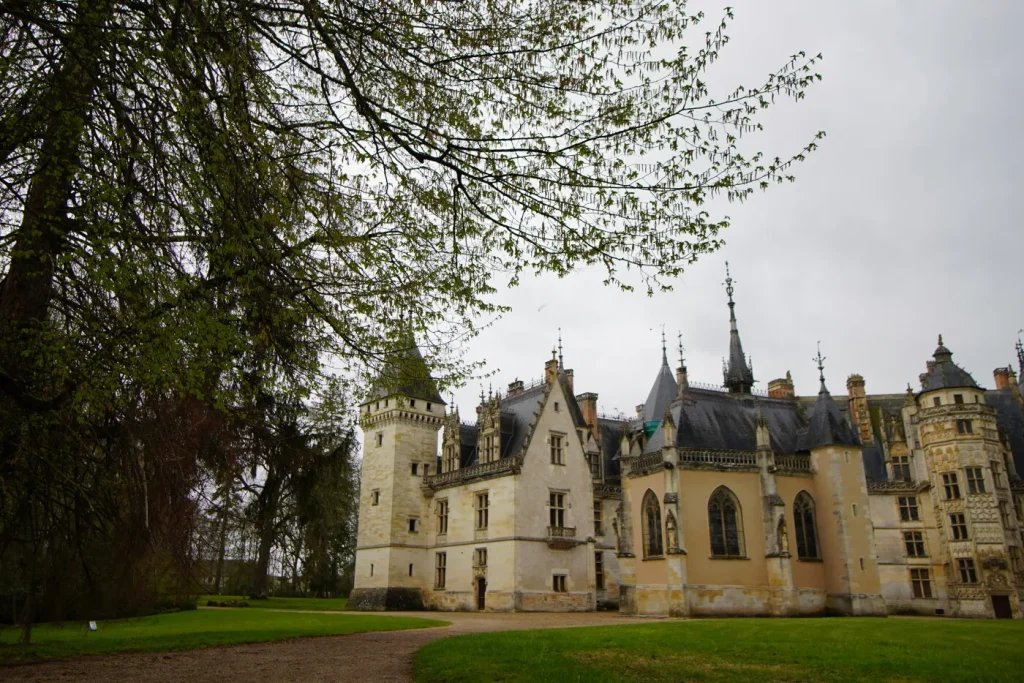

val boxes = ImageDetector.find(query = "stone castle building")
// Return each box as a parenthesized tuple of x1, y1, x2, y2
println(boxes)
(349, 269, 1024, 619)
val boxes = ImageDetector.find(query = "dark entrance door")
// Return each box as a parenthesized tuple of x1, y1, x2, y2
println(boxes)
(476, 578, 486, 611)
(992, 595, 1012, 619)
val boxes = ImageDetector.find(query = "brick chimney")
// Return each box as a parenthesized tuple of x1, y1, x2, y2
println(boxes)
(767, 371, 795, 399)
(544, 354, 559, 384)
(635, 403, 645, 417)
(577, 392, 599, 440)
(675, 365, 689, 396)
(564, 368, 574, 393)
(994, 367, 1011, 390)
(507, 379, 525, 397)
(846, 374, 873, 444)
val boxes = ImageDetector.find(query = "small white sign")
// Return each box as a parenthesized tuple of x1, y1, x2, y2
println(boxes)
(88, 621, 98, 631)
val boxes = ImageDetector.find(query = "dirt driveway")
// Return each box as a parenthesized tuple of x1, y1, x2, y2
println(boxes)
(0, 611, 664, 682)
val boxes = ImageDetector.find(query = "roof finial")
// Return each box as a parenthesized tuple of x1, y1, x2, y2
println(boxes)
(724, 260, 734, 304)
(938, 333, 943, 346)
(677, 331, 686, 368)
(660, 325, 668, 365)
(558, 328, 564, 369)
(479, 385, 485, 404)
(814, 341, 827, 393)
(488, 382, 492, 400)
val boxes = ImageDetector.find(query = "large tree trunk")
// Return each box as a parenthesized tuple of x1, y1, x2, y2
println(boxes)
(251, 469, 282, 598)
(0, 0, 113, 395)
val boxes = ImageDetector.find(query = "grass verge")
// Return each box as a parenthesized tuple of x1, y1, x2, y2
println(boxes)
(414, 617, 1024, 682)
(1, 608, 445, 665)
(198, 595, 349, 611)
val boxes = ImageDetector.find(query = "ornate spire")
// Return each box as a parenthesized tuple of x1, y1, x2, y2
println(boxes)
(677, 331, 686, 369)
(722, 261, 754, 393)
(558, 328, 564, 369)
(661, 327, 668, 366)
(814, 341, 828, 394)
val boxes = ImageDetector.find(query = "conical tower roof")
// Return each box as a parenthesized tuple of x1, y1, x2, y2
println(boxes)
(918, 335, 979, 393)
(640, 333, 677, 426)
(363, 338, 445, 405)
(805, 344, 859, 450)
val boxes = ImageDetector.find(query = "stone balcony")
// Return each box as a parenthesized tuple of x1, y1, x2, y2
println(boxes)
(546, 525, 577, 549)
(422, 455, 524, 495)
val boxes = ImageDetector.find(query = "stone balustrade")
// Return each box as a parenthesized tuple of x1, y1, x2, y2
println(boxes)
(423, 455, 523, 492)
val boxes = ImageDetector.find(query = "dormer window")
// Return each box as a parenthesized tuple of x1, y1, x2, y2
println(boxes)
(954, 394, 964, 405)
(427, 402, 432, 411)
(410, 399, 416, 408)
(933, 397, 941, 407)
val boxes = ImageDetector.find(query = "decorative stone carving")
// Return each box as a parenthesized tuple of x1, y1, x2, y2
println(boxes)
(663, 492, 678, 504)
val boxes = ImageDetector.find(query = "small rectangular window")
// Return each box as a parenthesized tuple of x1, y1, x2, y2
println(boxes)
(892, 455, 912, 481)
(474, 548, 488, 567)
(595, 552, 605, 590)
(898, 496, 920, 522)
(411, 462, 419, 475)
(435, 552, 447, 589)
(933, 397, 941, 407)
(965, 467, 985, 494)
(409, 518, 418, 533)
(427, 402, 432, 411)
(942, 473, 961, 500)
(954, 394, 964, 405)
(594, 500, 604, 536)
(957, 557, 978, 583)
(372, 489, 380, 506)
(550, 433, 564, 465)
(423, 463, 430, 477)
(375, 432, 384, 447)
(554, 402, 560, 412)
(410, 399, 416, 407)
(409, 563, 414, 576)
(949, 513, 968, 540)
(910, 568, 932, 598)
(370, 563, 374, 576)
(553, 575, 567, 592)
(957, 419, 974, 435)
(904, 531, 926, 557)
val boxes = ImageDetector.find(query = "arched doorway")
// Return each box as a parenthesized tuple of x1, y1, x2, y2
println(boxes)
(476, 577, 486, 611)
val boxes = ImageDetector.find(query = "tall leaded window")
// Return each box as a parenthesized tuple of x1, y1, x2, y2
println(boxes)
(898, 496, 919, 521)
(793, 491, 820, 560)
(641, 489, 664, 558)
(476, 492, 489, 529)
(709, 486, 745, 558)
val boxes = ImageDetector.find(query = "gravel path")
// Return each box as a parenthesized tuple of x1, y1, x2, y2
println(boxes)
(0, 611, 663, 682)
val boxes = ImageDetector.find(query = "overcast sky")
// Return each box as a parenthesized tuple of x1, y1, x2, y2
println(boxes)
(444, 0, 1024, 419)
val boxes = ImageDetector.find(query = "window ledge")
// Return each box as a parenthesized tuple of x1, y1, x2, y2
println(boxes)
(796, 557, 824, 563)
(642, 555, 665, 562)
(709, 555, 749, 561)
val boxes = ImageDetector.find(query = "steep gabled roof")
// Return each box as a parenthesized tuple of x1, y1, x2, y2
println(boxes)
(805, 378, 860, 450)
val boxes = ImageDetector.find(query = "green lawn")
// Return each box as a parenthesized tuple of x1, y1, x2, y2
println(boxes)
(0, 608, 445, 665)
(414, 618, 1024, 682)
(199, 595, 349, 611)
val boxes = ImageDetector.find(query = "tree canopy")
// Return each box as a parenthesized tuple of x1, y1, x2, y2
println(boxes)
(0, 0, 822, 631)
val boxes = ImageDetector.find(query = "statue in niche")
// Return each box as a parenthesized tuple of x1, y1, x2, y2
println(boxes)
(777, 516, 790, 555)
(665, 511, 679, 553)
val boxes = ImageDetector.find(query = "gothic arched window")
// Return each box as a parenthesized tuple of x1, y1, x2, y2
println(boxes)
(708, 487, 744, 557)
(793, 491, 820, 560)
(642, 490, 664, 558)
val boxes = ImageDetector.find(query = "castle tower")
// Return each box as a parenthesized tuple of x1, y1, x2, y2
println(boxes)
(807, 345, 886, 616)
(349, 343, 445, 611)
(914, 336, 1021, 619)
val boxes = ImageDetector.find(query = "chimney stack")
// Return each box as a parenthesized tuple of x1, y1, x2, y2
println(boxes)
(577, 392, 599, 440)
(767, 371, 795, 399)
(635, 403, 645, 417)
(564, 368, 574, 392)
(544, 353, 559, 384)
(994, 367, 1011, 390)
(846, 374, 873, 444)
(507, 379, 525, 397)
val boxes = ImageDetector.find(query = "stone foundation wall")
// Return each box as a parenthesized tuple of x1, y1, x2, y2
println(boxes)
(515, 590, 594, 612)
(348, 587, 425, 611)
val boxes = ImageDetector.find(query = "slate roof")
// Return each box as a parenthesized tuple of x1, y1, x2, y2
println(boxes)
(597, 418, 626, 478)
(986, 389, 1024, 476)
(805, 381, 861, 450)
(364, 343, 445, 405)
(640, 351, 677, 426)
(919, 338, 980, 393)
(644, 388, 810, 454)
